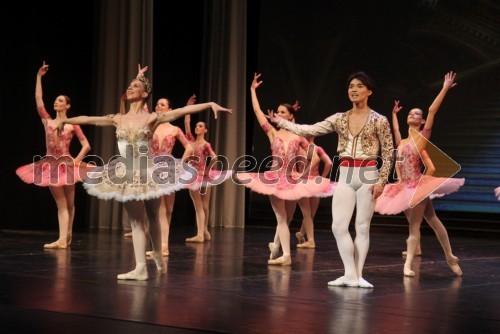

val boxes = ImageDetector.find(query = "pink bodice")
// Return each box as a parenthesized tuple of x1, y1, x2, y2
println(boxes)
(38, 105, 86, 157)
(190, 141, 215, 172)
(270, 137, 301, 173)
(151, 134, 175, 156)
(45, 126, 74, 157)
(396, 128, 432, 186)
(151, 126, 189, 156)
(397, 144, 423, 185)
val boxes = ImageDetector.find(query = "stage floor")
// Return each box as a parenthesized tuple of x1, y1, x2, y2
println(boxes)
(0, 224, 499, 333)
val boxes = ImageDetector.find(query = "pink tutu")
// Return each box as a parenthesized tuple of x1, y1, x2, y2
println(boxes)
(495, 186, 500, 201)
(186, 170, 233, 191)
(375, 175, 465, 215)
(236, 171, 335, 200)
(16, 157, 94, 187)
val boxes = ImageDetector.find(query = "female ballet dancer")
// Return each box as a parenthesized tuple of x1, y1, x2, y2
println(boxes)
(375, 71, 464, 277)
(147, 94, 197, 256)
(237, 73, 333, 265)
(183, 112, 233, 242)
(60, 69, 231, 280)
(17, 62, 91, 249)
(270, 102, 334, 251)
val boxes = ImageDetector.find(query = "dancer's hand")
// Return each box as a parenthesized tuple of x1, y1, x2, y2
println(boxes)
(443, 71, 457, 90)
(392, 100, 403, 114)
(251, 73, 263, 90)
(186, 94, 197, 106)
(136, 64, 148, 78)
(372, 184, 384, 200)
(38, 61, 49, 77)
(266, 109, 283, 124)
(209, 102, 233, 119)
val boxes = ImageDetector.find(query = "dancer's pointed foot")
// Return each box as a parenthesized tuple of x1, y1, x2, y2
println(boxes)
(297, 241, 315, 249)
(117, 266, 148, 281)
(150, 251, 163, 271)
(67, 234, 72, 246)
(43, 240, 67, 249)
(268, 242, 280, 260)
(358, 277, 374, 288)
(267, 255, 291, 266)
(204, 231, 211, 241)
(123, 232, 132, 238)
(327, 276, 358, 287)
(446, 256, 463, 277)
(404, 261, 415, 277)
(295, 231, 305, 244)
(186, 236, 204, 243)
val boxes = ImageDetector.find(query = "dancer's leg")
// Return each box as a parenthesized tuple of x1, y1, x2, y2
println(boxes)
(45, 186, 70, 249)
(63, 185, 75, 246)
(268, 195, 291, 265)
(118, 200, 148, 280)
(201, 188, 212, 241)
(186, 189, 205, 242)
(423, 201, 462, 276)
(353, 173, 376, 286)
(329, 169, 357, 286)
(144, 197, 164, 271)
(403, 201, 426, 277)
(270, 200, 296, 259)
(159, 194, 174, 255)
(297, 198, 315, 248)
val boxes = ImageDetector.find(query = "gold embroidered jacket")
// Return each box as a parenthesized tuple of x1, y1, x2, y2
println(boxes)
(278, 110, 394, 187)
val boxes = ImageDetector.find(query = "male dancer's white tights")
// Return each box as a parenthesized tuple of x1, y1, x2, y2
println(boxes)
(330, 166, 377, 287)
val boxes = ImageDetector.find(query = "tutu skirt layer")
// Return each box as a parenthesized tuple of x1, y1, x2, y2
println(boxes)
(16, 158, 94, 187)
(83, 157, 192, 202)
(236, 171, 335, 200)
(375, 175, 465, 215)
(495, 186, 500, 201)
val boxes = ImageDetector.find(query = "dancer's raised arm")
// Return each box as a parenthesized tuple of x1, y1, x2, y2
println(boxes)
(424, 71, 457, 131)
(391, 100, 403, 146)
